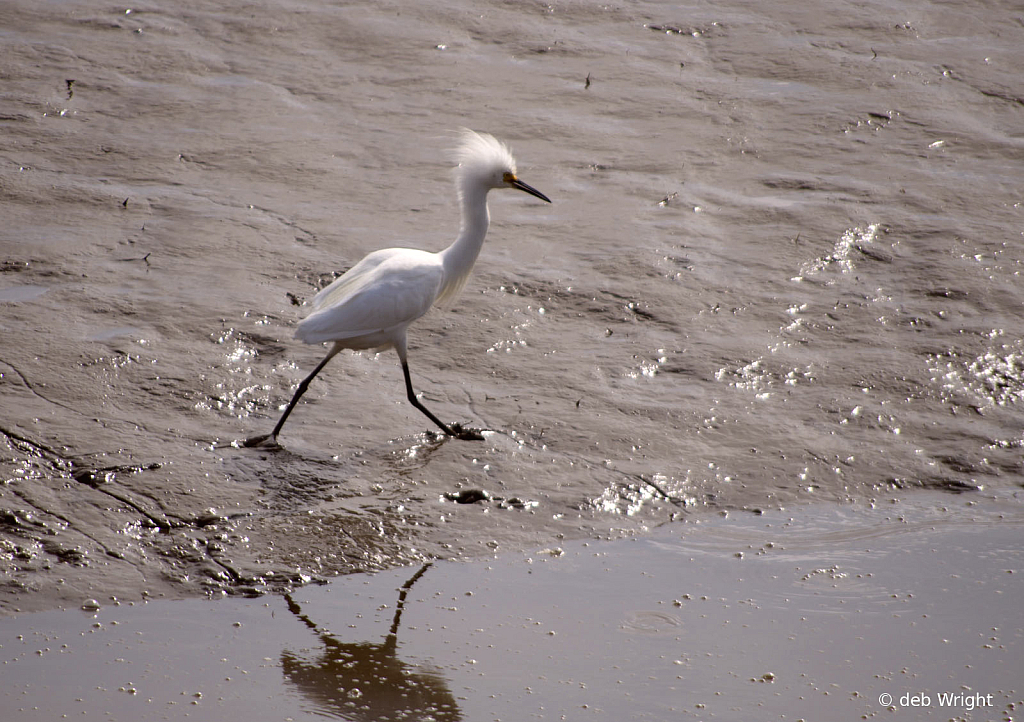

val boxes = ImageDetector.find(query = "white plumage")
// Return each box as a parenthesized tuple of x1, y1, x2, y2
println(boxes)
(244, 129, 551, 447)
(452, 129, 518, 188)
(296, 247, 442, 348)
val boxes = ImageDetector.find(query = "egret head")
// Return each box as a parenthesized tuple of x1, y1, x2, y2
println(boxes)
(455, 129, 551, 203)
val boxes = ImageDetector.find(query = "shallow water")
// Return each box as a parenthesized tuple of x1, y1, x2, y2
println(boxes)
(2, 493, 1021, 720)
(1, 0, 1023, 610)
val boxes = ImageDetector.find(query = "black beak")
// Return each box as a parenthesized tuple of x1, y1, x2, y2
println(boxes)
(511, 177, 551, 203)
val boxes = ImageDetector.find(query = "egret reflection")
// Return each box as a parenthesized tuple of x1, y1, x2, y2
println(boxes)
(281, 564, 461, 721)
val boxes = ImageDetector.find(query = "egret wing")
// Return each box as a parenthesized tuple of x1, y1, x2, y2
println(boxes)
(309, 248, 402, 312)
(296, 249, 444, 344)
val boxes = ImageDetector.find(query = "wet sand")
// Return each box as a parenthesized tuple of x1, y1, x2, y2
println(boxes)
(3, 491, 1021, 720)
(2, 4, 1024, 715)
(4, 0, 1023, 615)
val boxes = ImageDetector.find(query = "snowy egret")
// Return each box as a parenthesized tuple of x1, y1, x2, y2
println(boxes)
(244, 130, 551, 447)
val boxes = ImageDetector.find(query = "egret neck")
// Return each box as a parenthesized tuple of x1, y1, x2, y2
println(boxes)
(437, 177, 490, 305)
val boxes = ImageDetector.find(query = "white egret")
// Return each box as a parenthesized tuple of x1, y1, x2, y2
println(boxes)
(244, 130, 551, 447)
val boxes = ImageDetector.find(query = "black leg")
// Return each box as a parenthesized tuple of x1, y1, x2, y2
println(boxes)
(243, 347, 338, 447)
(400, 362, 484, 441)
(402, 361, 459, 437)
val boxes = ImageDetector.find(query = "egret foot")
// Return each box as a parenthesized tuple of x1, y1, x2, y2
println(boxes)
(449, 423, 485, 441)
(242, 433, 280, 448)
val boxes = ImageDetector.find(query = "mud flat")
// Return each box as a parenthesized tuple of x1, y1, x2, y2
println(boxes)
(4, 0, 1024, 615)
(2, 2, 1023, 713)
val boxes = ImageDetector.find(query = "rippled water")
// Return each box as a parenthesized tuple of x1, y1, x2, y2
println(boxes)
(1, 0, 1022, 610)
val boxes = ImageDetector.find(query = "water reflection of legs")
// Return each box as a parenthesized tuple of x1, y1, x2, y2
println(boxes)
(280, 563, 462, 720)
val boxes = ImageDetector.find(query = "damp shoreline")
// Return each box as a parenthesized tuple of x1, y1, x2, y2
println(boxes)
(2, 491, 1021, 720)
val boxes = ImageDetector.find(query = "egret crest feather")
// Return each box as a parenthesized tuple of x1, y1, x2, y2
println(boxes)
(454, 129, 517, 184)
